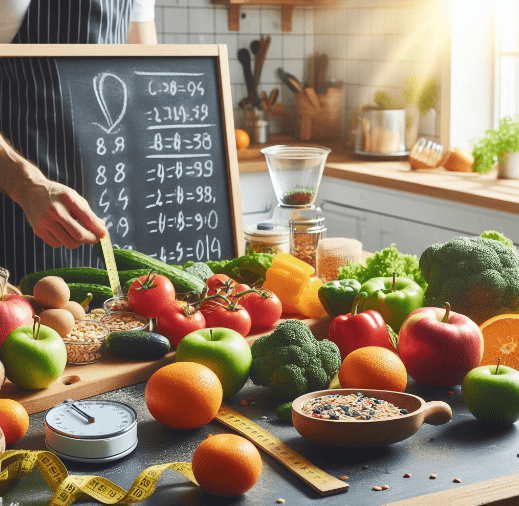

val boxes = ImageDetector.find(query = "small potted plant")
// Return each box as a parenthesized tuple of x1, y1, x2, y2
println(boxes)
(471, 115, 519, 178)
(373, 75, 440, 149)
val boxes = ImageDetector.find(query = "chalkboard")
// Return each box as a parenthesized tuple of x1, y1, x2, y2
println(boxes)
(3, 45, 243, 263)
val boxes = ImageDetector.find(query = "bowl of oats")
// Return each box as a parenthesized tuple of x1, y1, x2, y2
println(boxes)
(292, 389, 452, 448)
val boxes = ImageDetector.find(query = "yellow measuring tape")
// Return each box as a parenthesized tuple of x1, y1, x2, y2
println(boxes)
(99, 233, 122, 297)
(0, 449, 197, 505)
(0, 405, 347, 504)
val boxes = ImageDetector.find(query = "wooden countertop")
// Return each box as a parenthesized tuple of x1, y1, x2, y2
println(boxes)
(238, 136, 519, 215)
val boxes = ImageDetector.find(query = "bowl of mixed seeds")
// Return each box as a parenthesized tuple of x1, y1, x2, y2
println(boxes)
(292, 389, 452, 448)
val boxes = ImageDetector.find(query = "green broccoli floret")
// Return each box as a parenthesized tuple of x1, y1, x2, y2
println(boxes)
(420, 236, 519, 324)
(183, 262, 214, 282)
(480, 230, 514, 247)
(249, 320, 341, 402)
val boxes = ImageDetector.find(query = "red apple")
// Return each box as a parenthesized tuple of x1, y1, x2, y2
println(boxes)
(398, 303, 484, 387)
(0, 294, 35, 348)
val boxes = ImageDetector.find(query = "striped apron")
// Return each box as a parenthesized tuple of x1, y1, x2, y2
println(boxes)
(0, 0, 134, 284)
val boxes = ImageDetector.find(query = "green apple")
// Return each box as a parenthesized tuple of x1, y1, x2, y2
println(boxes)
(0, 321, 67, 390)
(175, 327, 252, 398)
(461, 364, 519, 424)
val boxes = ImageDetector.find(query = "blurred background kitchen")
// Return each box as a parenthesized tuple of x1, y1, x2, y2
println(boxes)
(152, 0, 516, 154)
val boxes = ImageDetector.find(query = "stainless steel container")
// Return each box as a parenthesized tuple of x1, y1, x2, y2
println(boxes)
(355, 109, 407, 155)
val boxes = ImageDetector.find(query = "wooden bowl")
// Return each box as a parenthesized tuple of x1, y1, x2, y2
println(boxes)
(292, 389, 452, 448)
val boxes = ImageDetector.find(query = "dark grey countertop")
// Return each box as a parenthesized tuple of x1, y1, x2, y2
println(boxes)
(3, 378, 519, 506)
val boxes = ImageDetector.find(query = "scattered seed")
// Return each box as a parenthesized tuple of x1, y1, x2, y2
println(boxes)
(339, 476, 349, 481)
(276, 499, 285, 504)
(249, 401, 256, 405)
(430, 474, 437, 479)
(372, 486, 382, 491)
(404, 473, 411, 478)
(453, 478, 461, 483)
(206, 433, 213, 438)
(239, 400, 248, 406)
(381, 485, 389, 490)
(362, 465, 369, 469)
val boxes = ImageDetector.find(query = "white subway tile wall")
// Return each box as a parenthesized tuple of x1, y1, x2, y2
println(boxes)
(156, 0, 442, 140)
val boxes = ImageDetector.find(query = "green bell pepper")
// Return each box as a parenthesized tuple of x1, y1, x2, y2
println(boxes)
(358, 274, 424, 332)
(318, 279, 362, 318)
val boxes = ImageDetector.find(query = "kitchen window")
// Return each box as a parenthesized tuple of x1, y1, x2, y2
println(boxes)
(495, 0, 519, 121)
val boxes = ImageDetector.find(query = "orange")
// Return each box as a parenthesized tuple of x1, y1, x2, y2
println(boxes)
(235, 129, 250, 151)
(338, 346, 407, 392)
(479, 314, 519, 368)
(145, 362, 222, 430)
(0, 399, 29, 444)
(192, 433, 262, 497)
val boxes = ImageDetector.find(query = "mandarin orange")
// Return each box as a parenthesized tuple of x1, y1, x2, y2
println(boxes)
(145, 362, 222, 430)
(192, 433, 262, 496)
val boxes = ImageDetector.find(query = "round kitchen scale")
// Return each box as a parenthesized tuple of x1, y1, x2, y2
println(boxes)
(45, 399, 138, 463)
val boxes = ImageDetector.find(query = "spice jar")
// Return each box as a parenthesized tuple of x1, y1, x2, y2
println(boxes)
(244, 222, 290, 255)
(289, 217, 326, 269)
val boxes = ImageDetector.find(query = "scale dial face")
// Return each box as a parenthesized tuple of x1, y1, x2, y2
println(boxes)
(46, 400, 137, 439)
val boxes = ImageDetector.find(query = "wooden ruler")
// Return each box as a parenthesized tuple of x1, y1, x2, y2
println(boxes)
(215, 404, 348, 496)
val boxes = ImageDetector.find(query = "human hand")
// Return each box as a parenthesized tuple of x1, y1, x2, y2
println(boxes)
(18, 180, 107, 249)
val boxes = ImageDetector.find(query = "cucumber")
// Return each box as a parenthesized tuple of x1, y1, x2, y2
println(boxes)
(20, 267, 110, 295)
(122, 277, 139, 295)
(111, 249, 206, 295)
(68, 283, 113, 309)
(106, 331, 171, 360)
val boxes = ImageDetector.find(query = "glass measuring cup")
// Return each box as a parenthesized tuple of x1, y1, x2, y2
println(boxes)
(261, 145, 331, 208)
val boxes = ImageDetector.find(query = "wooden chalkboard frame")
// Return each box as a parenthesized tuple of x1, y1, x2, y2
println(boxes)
(0, 43, 244, 258)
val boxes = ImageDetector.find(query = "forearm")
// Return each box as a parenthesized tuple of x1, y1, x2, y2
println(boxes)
(128, 20, 158, 44)
(0, 133, 48, 205)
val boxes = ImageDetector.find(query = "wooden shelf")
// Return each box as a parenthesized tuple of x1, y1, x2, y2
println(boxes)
(212, 0, 336, 31)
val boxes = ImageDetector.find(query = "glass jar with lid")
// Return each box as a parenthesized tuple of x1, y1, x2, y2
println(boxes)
(244, 222, 290, 255)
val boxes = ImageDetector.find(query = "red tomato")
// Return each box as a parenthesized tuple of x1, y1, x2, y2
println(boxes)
(206, 274, 236, 297)
(202, 302, 252, 337)
(127, 272, 175, 318)
(156, 301, 206, 346)
(230, 283, 251, 301)
(239, 289, 283, 329)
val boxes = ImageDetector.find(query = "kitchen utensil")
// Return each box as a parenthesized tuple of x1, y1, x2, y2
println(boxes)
(409, 137, 448, 170)
(267, 87, 279, 109)
(260, 90, 269, 111)
(314, 53, 328, 94)
(45, 398, 138, 462)
(355, 108, 408, 155)
(253, 35, 271, 90)
(277, 67, 304, 94)
(250, 39, 260, 56)
(304, 87, 321, 109)
(292, 388, 452, 448)
(237, 48, 257, 106)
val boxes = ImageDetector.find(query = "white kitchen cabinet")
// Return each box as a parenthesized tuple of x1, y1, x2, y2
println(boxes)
(317, 176, 519, 256)
(239, 171, 277, 230)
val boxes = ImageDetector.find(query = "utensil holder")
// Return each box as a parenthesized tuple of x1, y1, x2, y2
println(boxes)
(295, 87, 343, 141)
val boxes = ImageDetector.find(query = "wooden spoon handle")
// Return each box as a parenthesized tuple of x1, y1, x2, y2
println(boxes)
(422, 401, 452, 426)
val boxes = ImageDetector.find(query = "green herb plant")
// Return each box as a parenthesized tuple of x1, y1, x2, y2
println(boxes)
(471, 116, 519, 174)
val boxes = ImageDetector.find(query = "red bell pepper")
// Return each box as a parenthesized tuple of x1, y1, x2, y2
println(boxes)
(328, 293, 394, 360)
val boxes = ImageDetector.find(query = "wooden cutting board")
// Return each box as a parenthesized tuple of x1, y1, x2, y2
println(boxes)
(0, 317, 332, 415)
